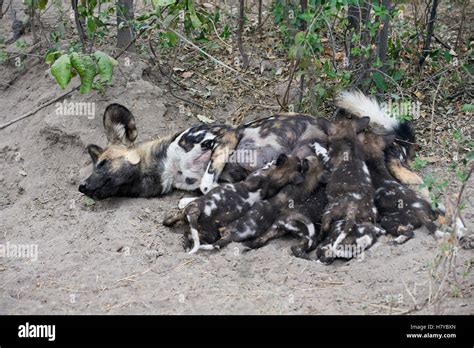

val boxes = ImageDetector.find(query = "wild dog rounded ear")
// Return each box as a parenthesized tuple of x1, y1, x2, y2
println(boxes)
(355, 116, 371, 133)
(301, 158, 310, 173)
(276, 153, 288, 166)
(317, 118, 331, 134)
(87, 144, 104, 164)
(103, 104, 138, 146)
(290, 172, 305, 185)
(125, 150, 141, 165)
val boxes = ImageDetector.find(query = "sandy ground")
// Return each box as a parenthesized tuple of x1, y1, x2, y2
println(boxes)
(0, 4, 473, 315)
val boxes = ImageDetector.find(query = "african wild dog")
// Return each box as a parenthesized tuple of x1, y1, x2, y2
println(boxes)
(79, 92, 418, 201)
(358, 132, 440, 243)
(243, 177, 328, 259)
(316, 221, 386, 262)
(314, 116, 380, 263)
(211, 155, 327, 252)
(79, 104, 232, 199)
(162, 154, 304, 254)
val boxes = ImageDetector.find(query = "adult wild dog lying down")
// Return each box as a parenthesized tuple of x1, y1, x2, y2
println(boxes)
(358, 132, 440, 244)
(162, 154, 303, 254)
(78, 91, 419, 201)
(212, 155, 326, 252)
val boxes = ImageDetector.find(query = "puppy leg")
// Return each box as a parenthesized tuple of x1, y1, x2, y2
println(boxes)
(163, 211, 185, 227)
(211, 227, 234, 250)
(185, 207, 202, 254)
(243, 223, 286, 250)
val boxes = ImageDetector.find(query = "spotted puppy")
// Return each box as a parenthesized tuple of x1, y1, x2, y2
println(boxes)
(358, 132, 440, 243)
(162, 154, 304, 254)
(213, 155, 326, 252)
(244, 183, 328, 259)
(315, 117, 380, 263)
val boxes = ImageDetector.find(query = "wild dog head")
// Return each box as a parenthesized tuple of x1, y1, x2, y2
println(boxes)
(317, 116, 370, 166)
(79, 104, 147, 200)
(245, 154, 304, 198)
(357, 132, 396, 160)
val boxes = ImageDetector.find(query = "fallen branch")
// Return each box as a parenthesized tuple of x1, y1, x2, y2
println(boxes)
(0, 87, 78, 130)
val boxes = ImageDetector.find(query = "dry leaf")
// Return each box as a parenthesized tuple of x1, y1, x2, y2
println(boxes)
(182, 71, 194, 79)
(196, 114, 215, 124)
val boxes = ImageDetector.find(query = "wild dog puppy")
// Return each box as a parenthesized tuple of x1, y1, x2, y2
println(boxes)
(318, 117, 376, 233)
(212, 155, 326, 251)
(315, 116, 379, 263)
(162, 154, 303, 254)
(243, 184, 328, 259)
(335, 90, 422, 192)
(316, 222, 386, 263)
(337, 90, 467, 242)
(358, 132, 439, 243)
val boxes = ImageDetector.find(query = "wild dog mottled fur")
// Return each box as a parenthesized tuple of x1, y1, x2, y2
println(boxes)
(319, 117, 377, 233)
(214, 155, 326, 251)
(162, 154, 304, 254)
(358, 132, 439, 243)
(316, 221, 385, 263)
(244, 183, 328, 259)
(315, 117, 380, 263)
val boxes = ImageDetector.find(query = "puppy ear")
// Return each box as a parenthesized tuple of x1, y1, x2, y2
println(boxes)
(317, 118, 332, 134)
(103, 104, 138, 146)
(301, 158, 310, 173)
(290, 172, 305, 185)
(276, 153, 288, 166)
(319, 171, 330, 184)
(87, 144, 104, 164)
(355, 116, 371, 133)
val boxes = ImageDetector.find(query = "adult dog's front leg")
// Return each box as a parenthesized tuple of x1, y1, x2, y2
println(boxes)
(200, 130, 241, 194)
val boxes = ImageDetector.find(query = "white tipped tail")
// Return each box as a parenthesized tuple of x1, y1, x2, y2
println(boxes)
(336, 90, 399, 131)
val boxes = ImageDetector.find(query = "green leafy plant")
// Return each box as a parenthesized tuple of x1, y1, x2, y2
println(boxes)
(48, 50, 117, 93)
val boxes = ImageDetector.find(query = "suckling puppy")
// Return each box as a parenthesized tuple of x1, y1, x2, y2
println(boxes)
(243, 185, 328, 259)
(358, 132, 440, 243)
(316, 221, 385, 263)
(162, 154, 303, 254)
(214, 155, 326, 251)
(318, 117, 376, 231)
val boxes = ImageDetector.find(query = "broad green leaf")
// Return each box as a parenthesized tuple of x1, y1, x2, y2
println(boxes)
(45, 51, 62, 65)
(94, 51, 117, 85)
(37, 0, 48, 9)
(461, 104, 473, 112)
(51, 54, 72, 89)
(466, 151, 474, 162)
(86, 16, 97, 36)
(70, 52, 96, 94)
(187, 0, 202, 28)
(295, 31, 306, 46)
(372, 71, 387, 91)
